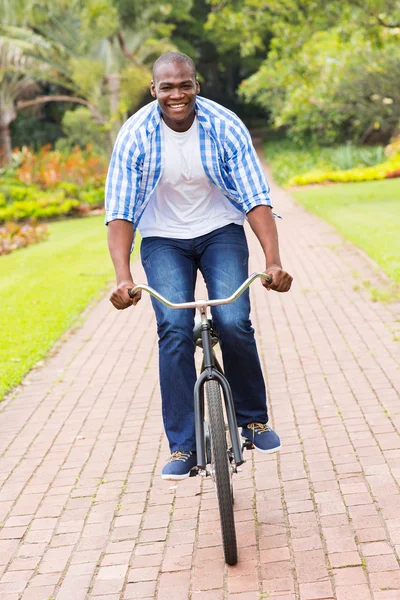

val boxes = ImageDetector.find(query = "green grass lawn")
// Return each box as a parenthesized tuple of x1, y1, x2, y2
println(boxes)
(0, 215, 134, 401)
(291, 178, 400, 284)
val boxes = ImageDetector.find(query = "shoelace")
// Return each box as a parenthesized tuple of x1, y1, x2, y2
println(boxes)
(169, 451, 192, 463)
(247, 422, 271, 440)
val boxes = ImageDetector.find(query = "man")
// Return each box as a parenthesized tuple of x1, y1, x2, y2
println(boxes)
(105, 52, 293, 480)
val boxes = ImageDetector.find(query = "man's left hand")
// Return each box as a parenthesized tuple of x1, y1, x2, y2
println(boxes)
(262, 264, 293, 293)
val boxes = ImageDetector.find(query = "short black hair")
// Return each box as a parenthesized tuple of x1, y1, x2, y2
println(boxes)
(152, 52, 196, 82)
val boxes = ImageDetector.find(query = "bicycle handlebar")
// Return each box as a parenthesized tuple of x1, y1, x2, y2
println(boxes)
(127, 271, 272, 310)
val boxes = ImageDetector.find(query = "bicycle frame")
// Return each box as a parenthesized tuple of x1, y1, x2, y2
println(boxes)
(193, 307, 243, 470)
(129, 271, 273, 471)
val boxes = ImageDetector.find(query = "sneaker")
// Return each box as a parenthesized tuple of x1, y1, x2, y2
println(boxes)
(161, 451, 198, 480)
(241, 423, 281, 454)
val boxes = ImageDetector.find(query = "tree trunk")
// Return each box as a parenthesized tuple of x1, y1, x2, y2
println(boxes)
(106, 73, 122, 146)
(0, 124, 12, 166)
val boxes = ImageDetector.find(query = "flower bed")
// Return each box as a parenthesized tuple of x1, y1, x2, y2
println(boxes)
(0, 222, 49, 255)
(0, 145, 107, 254)
(0, 145, 107, 224)
(288, 154, 400, 186)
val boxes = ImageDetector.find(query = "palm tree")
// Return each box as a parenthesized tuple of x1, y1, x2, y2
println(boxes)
(0, 0, 181, 163)
(0, 43, 40, 164)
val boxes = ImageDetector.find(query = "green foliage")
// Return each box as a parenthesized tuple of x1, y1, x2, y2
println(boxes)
(78, 187, 104, 206)
(0, 192, 81, 222)
(291, 178, 400, 284)
(80, 0, 120, 41)
(0, 182, 105, 222)
(264, 139, 388, 186)
(119, 64, 152, 111)
(0, 215, 119, 400)
(206, 0, 400, 144)
(69, 58, 105, 100)
(205, 2, 270, 57)
(56, 107, 107, 153)
(10, 110, 64, 151)
(264, 139, 335, 185)
(332, 145, 385, 170)
(243, 29, 400, 144)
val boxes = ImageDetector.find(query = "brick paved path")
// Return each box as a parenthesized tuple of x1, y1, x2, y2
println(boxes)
(1, 160, 400, 600)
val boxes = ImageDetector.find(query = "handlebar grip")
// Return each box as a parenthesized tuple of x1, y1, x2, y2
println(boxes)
(265, 274, 273, 284)
(127, 288, 136, 299)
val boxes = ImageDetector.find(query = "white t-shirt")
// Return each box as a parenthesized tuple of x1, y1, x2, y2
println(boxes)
(138, 117, 244, 238)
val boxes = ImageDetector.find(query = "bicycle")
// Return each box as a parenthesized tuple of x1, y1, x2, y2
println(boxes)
(128, 271, 272, 565)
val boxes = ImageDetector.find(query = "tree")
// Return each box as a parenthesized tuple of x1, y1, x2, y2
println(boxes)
(0, 0, 192, 163)
(205, 0, 400, 143)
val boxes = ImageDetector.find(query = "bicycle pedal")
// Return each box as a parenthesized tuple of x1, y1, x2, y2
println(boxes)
(242, 439, 255, 450)
(189, 468, 199, 477)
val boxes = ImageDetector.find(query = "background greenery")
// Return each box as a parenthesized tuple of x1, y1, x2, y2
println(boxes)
(2, 0, 399, 158)
(264, 140, 388, 187)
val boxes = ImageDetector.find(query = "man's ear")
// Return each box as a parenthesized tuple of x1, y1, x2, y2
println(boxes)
(195, 78, 200, 94)
(150, 81, 156, 98)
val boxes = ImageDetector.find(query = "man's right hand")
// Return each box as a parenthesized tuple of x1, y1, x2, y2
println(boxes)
(109, 280, 142, 310)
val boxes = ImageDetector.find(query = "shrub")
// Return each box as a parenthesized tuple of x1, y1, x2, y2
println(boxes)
(331, 144, 385, 171)
(0, 146, 106, 224)
(78, 188, 104, 206)
(264, 139, 388, 186)
(0, 191, 80, 223)
(288, 154, 400, 186)
(16, 144, 108, 189)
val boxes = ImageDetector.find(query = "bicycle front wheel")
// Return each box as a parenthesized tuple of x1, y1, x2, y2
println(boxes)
(206, 380, 238, 565)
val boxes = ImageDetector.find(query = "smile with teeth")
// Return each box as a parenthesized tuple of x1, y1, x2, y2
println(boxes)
(169, 103, 187, 108)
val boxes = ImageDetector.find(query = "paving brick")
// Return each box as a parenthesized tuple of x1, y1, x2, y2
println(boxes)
(333, 567, 367, 587)
(124, 580, 157, 598)
(190, 591, 224, 600)
(365, 554, 399, 572)
(335, 585, 373, 600)
(329, 552, 363, 568)
(223, 594, 259, 600)
(227, 573, 259, 593)
(374, 593, 400, 600)
(361, 541, 393, 556)
(21, 585, 56, 600)
(91, 578, 125, 595)
(263, 577, 295, 594)
(127, 566, 160, 582)
(369, 570, 400, 590)
(299, 581, 334, 600)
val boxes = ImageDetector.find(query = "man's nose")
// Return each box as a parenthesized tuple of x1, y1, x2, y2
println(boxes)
(170, 87, 184, 98)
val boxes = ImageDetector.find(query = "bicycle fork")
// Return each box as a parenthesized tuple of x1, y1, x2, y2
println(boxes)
(193, 307, 244, 471)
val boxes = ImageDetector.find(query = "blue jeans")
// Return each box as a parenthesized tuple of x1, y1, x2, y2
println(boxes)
(140, 224, 268, 452)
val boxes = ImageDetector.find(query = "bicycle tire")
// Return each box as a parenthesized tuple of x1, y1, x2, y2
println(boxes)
(205, 380, 238, 565)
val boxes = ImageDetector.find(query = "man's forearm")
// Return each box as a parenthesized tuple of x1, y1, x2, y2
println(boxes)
(107, 219, 135, 283)
(247, 206, 282, 267)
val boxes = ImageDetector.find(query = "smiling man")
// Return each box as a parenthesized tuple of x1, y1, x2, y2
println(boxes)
(105, 52, 293, 480)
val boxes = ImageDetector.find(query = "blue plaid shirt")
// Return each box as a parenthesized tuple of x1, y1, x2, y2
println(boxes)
(105, 96, 273, 228)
